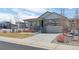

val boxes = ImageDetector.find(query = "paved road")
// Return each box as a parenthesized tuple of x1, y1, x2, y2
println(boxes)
(0, 41, 46, 50)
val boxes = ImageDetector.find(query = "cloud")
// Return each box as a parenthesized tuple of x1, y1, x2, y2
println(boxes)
(0, 13, 12, 20)
(0, 13, 16, 23)
(0, 8, 47, 24)
(24, 8, 48, 14)
(10, 8, 48, 19)
(0, 8, 77, 23)
(17, 13, 39, 21)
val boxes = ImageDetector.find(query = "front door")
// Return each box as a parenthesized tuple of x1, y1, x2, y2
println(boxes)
(40, 20, 45, 32)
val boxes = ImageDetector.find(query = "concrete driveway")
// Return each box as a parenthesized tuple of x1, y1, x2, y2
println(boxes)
(23, 33, 60, 43)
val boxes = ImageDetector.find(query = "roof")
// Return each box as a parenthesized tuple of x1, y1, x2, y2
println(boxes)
(23, 11, 69, 21)
(16, 21, 25, 24)
(23, 18, 40, 21)
(39, 11, 68, 19)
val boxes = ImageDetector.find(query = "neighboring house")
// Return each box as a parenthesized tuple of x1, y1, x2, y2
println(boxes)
(0, 21, 17, 32)
(23, 11, 70, 33)
(16, 22, 26, 29)
(69, 19, 77, 29)
(0, 21, 27, 32)
(68, 18, 79, 34)
(0, 21, 16, 29)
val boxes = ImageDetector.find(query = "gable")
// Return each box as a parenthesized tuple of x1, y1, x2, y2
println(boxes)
(39, 11, 67, 20)
(45, 13, 61, 19)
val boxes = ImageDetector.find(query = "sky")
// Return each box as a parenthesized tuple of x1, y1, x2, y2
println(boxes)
(0, 8, 78, 24)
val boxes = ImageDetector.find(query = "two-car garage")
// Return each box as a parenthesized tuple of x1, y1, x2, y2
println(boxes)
(45, 25, 62, 33)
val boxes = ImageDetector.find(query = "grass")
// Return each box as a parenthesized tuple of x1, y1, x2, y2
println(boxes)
(0, 32, 34, 39)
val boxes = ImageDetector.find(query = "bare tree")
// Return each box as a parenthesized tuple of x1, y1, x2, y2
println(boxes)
(14, 13, 20, 32)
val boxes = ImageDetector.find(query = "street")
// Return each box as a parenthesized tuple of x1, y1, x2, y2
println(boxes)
(0, 41, 46, 50)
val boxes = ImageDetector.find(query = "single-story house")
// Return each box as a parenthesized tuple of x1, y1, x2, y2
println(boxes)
(0, 21, 17, 32)
(0, 21, 17, 29)
(23, 11, 70, 33)
(16, 22, 26, 29)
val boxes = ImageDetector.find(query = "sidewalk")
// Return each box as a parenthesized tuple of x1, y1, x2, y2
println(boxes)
(0, 33, 79, 50)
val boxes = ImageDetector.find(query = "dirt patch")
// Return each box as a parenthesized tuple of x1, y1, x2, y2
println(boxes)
(51, 36, 79, 46)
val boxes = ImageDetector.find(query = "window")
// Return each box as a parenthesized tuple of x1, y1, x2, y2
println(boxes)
(48, 20, 59, 26)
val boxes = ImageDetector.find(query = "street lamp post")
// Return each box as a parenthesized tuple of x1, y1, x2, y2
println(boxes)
(75, 8, 79, 40)
(10, 18, 12, 32)
(60, 8, 65, 34)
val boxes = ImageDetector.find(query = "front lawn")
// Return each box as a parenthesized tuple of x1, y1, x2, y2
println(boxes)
(0, 32, 34, 39)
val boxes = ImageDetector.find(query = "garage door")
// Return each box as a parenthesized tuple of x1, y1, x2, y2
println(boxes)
(46, 25, 62, 33)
